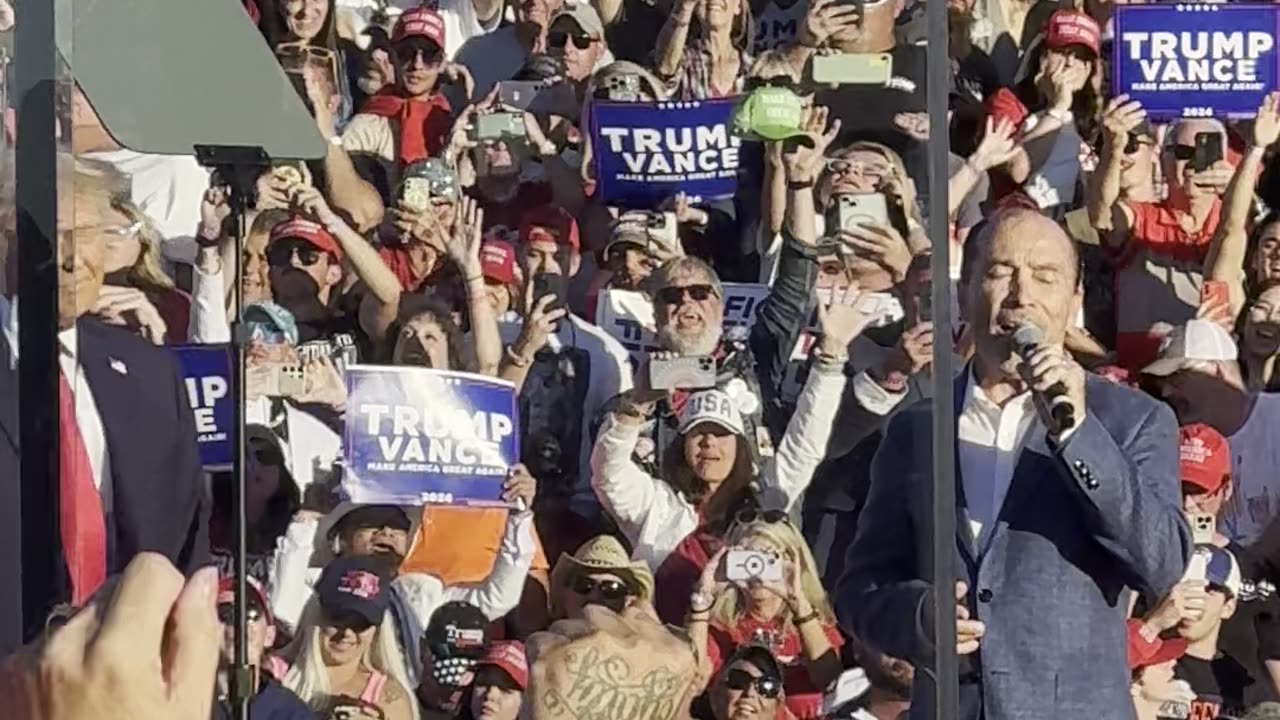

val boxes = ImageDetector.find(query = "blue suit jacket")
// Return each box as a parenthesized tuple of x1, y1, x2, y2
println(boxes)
(0, 318, 209, 653)
(836, 372, 1191, 720)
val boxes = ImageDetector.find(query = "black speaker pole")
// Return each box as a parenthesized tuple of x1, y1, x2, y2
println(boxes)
(195, 144, 270, 720)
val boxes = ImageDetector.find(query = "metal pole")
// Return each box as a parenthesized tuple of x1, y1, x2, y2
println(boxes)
(15, 0, 65, 643)
(926, 0, 959, 716)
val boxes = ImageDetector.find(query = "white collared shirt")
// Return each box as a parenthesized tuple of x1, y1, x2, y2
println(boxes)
(957, 371, 1040, 548)
(0, 297, 113, 512)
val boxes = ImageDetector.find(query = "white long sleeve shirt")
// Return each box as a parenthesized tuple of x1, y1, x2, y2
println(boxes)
(590, 364, 846, 570)
(268, 510, 536, 634)
(188, 264, 231, 344)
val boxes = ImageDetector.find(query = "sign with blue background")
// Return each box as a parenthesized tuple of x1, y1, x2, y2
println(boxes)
(344, 366, 519, 506)
(591, 99, 742, 207)
(1113, 4, 1280, 120)
(172, 344, 233, 470)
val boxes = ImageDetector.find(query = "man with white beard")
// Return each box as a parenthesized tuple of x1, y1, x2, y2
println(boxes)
(594, 256, 777, 482)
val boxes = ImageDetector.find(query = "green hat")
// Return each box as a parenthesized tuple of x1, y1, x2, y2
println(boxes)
(731, 86, 813, 146)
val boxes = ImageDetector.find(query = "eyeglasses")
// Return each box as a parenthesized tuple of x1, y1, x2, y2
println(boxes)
(656, 283, 718, 305)
(217, 603, 264, 625)
(825, 157, 890, 178)
(724, 669, 782, 698)
(266, 240, 325, 268)
(571, 575, 633, 600)
(102, 221, 144, 240)
(1168, 144, 1197, 161)
(549, 31, 594, 50)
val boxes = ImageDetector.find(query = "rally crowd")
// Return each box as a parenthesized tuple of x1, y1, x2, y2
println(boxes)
(11, 0, 1280, 718)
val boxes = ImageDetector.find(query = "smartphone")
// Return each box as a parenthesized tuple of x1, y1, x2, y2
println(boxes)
(1200, 279, 1229, 311)
(500, 81, 543, 110)
(401, 176, 433, 212)
(263, 363, 306, 397)
(472, 112, 526, 141)
(724, 549, 784, 583)
(1187, 511, 1216, 546)
(827, 192, 891, 236)
(645, 211, 679, 250)
(1183, 546, 1213, 583)
(811, 53, 893, 86)
(649, 355, 717, 390)
(856, 291, 905, 328)
(531, 273, 567, 314)
(1193, 131, 1223, 173)
(917, 284, 934, 324)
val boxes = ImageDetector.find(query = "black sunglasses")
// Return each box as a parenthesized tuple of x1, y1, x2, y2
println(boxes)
(725, 669, 782, 698)
(735, 508, 788, 525)
(267, 240, 325, 268)
(1124, 132, 1151, 155)
(656, 283, 717, 305)
(571, 575, 632, 600)
(549, 31, 594, 50)
(217, 603, 264, 625)
(1168, 144, 1197, 161)
(324, 610, 376, 633)
(393, 38, 444, 66)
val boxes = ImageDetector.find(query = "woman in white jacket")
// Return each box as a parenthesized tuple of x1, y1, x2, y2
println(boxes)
(590, 288, 876, 622)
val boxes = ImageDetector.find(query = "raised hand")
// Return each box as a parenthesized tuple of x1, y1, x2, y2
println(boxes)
(447, 194, 485, 277)
(93, 286, 168, 345)
(1254, 91, 1280, 149)
(781, 105, 842, 183)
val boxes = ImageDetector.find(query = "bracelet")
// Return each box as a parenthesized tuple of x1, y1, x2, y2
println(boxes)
(505, 346, 532, 368)
(465, 274, 484, 285)
(787, 179, 816, 190)
(793, 609, 820, 625)
(813, 346, 848, 367)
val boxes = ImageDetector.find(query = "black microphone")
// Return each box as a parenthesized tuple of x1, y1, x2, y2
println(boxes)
(1010, 323, 1075, 435)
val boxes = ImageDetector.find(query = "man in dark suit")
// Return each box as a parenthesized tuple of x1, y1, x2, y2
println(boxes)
(0, 155, 208, 654)
(837, 209, 1191, 719)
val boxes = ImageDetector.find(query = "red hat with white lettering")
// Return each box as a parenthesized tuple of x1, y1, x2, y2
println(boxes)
(1044, 10, 1101, 58)
(392, 5, 446, 48)
(1179, 423, 1231, 494)
(477, 641, 529, 690)
(519, 206, 580, 252)
(269, 216, 344, 262)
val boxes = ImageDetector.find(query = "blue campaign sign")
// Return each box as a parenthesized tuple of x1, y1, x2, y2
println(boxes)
(343, 366, 520, 507)
(591, 98, 742, 207)
(1114, 4, 1280, 120)
(171, 344, 233, 470)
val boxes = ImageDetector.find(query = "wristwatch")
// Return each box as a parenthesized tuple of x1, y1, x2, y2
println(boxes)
(689, 591, 714, 614)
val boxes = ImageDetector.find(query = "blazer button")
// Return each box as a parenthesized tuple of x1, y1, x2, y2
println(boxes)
(977, 589, 993, 603)
(1073, 459, 1085, 470)
(1085, 477, 1100, 490)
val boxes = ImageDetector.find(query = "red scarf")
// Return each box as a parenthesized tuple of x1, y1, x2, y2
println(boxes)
(359, 91, 452, 165)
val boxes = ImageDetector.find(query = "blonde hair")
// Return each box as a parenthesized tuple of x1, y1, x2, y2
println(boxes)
(283, 598, 420, 720)
(710, 519, 834, 630)
(108, 194, 174, 293)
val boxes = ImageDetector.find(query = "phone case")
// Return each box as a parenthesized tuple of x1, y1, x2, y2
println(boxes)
(649, 356, 717, 390)
(724, 549, 784, 582)
(400, 177, 433, 212)
(811, 53, 892, 86)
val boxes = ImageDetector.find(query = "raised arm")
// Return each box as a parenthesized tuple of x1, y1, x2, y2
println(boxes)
(448, 197, 503, 375)
(1206, 92, 1280, 316)
(654, 0, 698, 81)
(1088, 95, 1144, 249)
(292, 185, 402, 308)
(308, 65, 385, 233)
(445, 467, 540, 619)
(951, 117, 1015, 219)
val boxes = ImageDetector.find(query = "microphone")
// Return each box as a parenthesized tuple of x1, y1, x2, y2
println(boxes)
(1010, 323, 1075, 435)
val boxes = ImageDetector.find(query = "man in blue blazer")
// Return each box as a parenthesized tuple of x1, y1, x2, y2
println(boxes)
(837, 209, 1191, 719)
(0, 155, 209, 654)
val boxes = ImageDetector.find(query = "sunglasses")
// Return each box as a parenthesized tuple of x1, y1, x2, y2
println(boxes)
(1124, 132, 1152, 155)
(393, 38, 444, 66)
(549, 31, 594, 50)
(266, 240, 325, 268)
(1168, 144, 1197, 161)
(571, 576, 632, 600)
(217, 603, 264, 625)
(656, 283, 718, 305)
(735, 508, 789, 525)
(324, 610, 376, 633)
(725, 669, 782, 698)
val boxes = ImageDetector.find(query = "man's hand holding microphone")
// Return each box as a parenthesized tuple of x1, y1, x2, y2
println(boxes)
(1011, 323, 1087, 439)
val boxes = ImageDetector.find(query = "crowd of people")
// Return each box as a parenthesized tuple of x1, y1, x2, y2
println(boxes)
(12, 0, 1280, 718)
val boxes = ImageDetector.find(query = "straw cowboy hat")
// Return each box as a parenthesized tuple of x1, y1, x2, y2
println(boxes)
(549, 535, 655, 616)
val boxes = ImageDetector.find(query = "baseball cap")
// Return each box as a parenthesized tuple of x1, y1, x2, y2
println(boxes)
(1043, 9, 1101, 57)
(314, 556, 391, 627)
(481, 240, 517, 284)
(327, 504, 412, 542)
(603, 213, 649, 258)
(1128, 632, 1187, 671)
(731, 87, 814, 145)
(1205, 546, 1243, 597)
(550, 0, 605, 38)
(678, 389, 745, 436)
(1141, 319, 1238, 377)
(476, 641, 529, 690)
(426, 601, 490, 686)
(392, 5, 446, 47)
(217, 575, 273, 626)
(722, 644, 783, 682)
(1179, 423, 1231, 494)
(269, 217, 344, 262)
(244, 301, 300, 346)
(519, 206, 580, 252)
